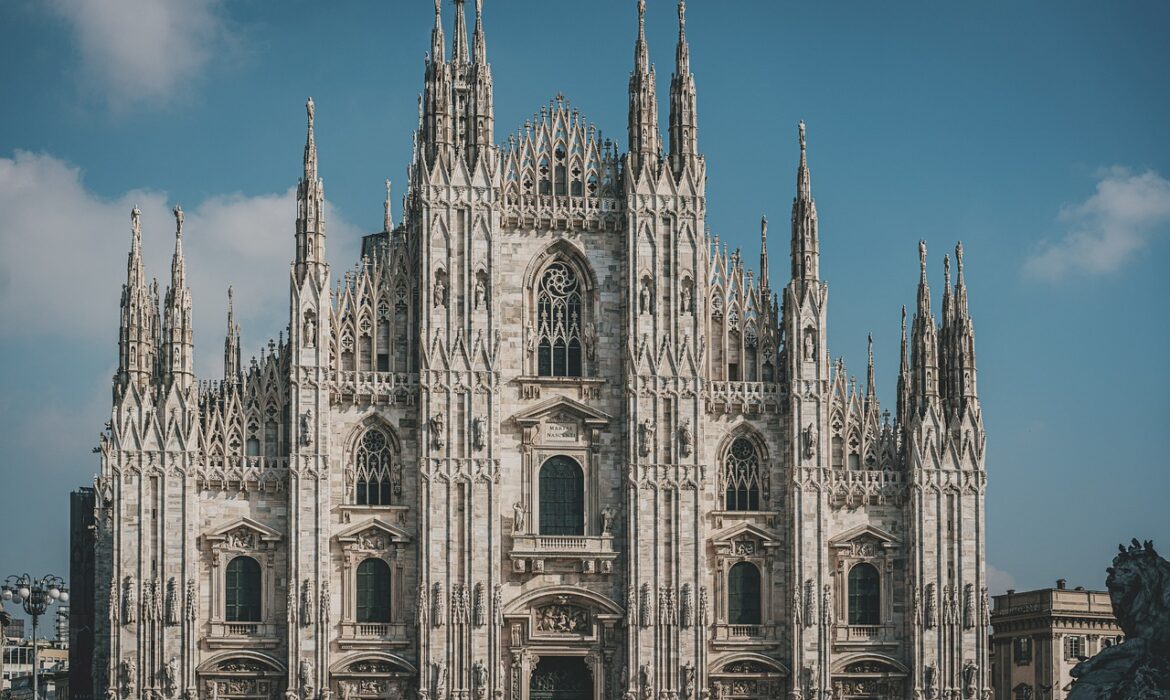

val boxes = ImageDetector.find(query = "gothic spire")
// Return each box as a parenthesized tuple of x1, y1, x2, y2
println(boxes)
(452, 0, 469, 64)
(472, 0, 486, 64)
(866, 333, 876, 406)
(224, 286, 241, 381)
(628, 0, 660, 177)
(668, 0, 699, 176)
(384, 179, 393, 232)
(897, 305, 909, 425)
(910, 241, 939, 414)
(790, 121, 820, 285)
(759, 215, 769, 292)
(296, 97, 326, 281)
(431, 0, 446, 63)
(118, 205, 158, 391)
(951, 241, 979, 409)
(161, 204, 194, 389)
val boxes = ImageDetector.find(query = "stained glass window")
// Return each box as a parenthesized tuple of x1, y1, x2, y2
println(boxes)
(536, 262, 583, 377)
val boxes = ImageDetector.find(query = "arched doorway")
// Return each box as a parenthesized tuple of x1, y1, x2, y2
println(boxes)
(529, 657, 591, 700)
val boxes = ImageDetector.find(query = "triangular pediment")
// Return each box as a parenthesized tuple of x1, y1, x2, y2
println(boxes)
(205, 517, 283, 544)
(511, 395, 611, 427)
(711, 522, 778, 547)
(828, 524, 900, 549)
(335, 517, 411, 545)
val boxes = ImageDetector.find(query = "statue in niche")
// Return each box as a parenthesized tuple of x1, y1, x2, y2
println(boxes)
(639, 280, 652, 314)
(638, 418, 654, 457)
(512, 502, 526, 534)
(433, 274, 447, 308)
(962, 661, 978, 698)
(473, 660, 487, 699)
(1067, 539, 1170, 699)
(584, 321, 598, 361)
(680, 284, 692, 313)
(121, 659, 136, 695)
(803, 423, 817, 460)
(303, 312, 316, 347)
(162, 657, 179, 698)
(803, 329, 816, 360)
(300, 410, 313, 447)
(678, 419, 692, 457)
(299, 660, 314, 696)
(923, 664, 936, 700)
(430, 412, 445, 450)
(472, 417, 486, 451)
(474, 276, 486, 310)
(433, 663, 447, 700)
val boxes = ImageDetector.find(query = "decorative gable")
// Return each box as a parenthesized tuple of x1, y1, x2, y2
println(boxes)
(203, 517, 283, 550)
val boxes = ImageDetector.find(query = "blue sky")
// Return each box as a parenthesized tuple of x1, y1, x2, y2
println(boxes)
(1, 0, 1168, 608)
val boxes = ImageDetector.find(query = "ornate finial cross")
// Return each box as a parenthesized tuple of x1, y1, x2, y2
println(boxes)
(306, 97, 315, 128)
(173, 205, 184, 238)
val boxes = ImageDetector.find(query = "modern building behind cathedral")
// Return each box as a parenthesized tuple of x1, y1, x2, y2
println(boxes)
(89, 2, 989, 699)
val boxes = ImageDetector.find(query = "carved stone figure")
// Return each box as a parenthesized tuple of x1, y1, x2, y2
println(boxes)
(162, 657, 179, 698)
(416, 583, 428, 627)
(474, 277, 486, 310)
(473, 659, 488, 699)
(639, 665, 652, 700)
(682, 662, 696, 700)
(300, 409, 313, 447)
(962, 661, 977, 698)
(600, 505, 615, 535)
(493, 584, 503, 627)
(639, 281, 651, 314)
(803, 423, 817, 460)
(923, 664, 936, 700)
(680, 284, 692, 313)
(121, 659, 136, 695)
(512, 502, 526, 534)
(678, 419, 693, 457)
(584, 321, 598, 361)
(1068, 539, 1170, 699)
(803, 329, 816, 360)
(303, 312, 316, 347)
(638, 418, 654, 457)
(472, 417, 486, 451)
(430, 413, 445, 450)
(433, 275, 447, 308)
(434, 662, 447, 700)
(300, 579, 314, 627)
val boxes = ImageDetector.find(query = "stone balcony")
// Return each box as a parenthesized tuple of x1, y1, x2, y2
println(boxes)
(509, 534, 618, 575)
(711, 623, 780, 650)
(330, 370, 419, 405)
(338, 621, 412, 650)
(703, 381, 783, 415)
(834, 623, 898, 647)
(206, 621, 280, 649)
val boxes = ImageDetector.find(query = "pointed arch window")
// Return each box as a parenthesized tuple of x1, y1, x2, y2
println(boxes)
(536, 262, 583, 378)
(354, 427, 394, 506)
(355, 558, 391, 623)
(723, 437, 762, 511)
(225, 556, 261, 622)
(847, 563, 881, 625)
(728, 562, 762, 625)
(539, 456, 584, 536)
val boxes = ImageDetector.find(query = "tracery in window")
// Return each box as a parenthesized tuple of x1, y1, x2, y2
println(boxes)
(723, 437, 762, 511)
(353, 428, 395, 506)
(536, 262, 583, 378)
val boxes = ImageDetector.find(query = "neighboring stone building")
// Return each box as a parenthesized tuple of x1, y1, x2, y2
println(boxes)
(70, 487, 97, 700)
(989, 582, 1121, 700)
(89, 2, 989, 699)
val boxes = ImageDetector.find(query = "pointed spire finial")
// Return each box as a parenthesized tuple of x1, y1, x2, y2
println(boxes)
(796, 121, 811, 199)
(868, 333, 874, 366)
(131, 205, 142, 240)
(955, 241, 965, 278)
(918, 240, 928, 278)
(384, 179, 393, 232)
(173, 204, 184, 239)
(799, 120, 807, 154)
(944, 253, 951, 288)
(306, 96, 315, 128)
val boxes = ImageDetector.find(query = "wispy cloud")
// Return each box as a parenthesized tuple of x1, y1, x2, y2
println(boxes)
(0, 150, 360, 377)
(48, 0, 235, 109)
(1024, 168, 1170, 281)
(986, 563, 1017, 596)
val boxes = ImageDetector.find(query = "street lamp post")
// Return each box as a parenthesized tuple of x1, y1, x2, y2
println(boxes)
(1, 574, 69, 700)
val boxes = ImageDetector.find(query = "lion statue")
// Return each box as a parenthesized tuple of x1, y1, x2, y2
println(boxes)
(1067, 539, 1170, 699)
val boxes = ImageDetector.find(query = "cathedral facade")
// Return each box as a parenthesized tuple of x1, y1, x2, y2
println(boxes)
(91, 2, 989, 700)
